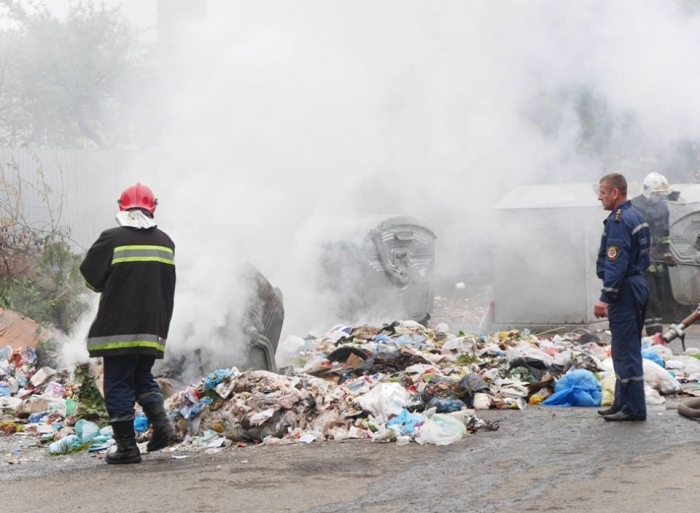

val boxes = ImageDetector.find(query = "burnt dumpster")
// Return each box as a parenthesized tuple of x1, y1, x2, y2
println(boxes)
(320, 216, 437, 324)
(236, 263, 285, 372)
(158, 263, 284, 379)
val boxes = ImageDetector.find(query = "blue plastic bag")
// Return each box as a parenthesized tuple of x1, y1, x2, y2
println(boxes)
(543, 369, 602, 407)
(48, 434, 79, 454)
(75, 419, 100, 444)
(134, 414, 150, 433)
(427, 397, 467, 413)
(387, 409, 423, 435)
(642, 349, 664, 368)
(204, 369, 230, 391)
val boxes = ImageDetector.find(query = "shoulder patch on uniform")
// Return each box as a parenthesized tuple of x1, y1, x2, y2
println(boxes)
(614, 209, 622, 222)
(607, 245, 619, 261)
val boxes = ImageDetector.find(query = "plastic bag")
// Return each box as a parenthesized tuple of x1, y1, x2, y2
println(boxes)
(643, 359, 680, 395)
(457, 374, 490, 407)
(427, 397, 466, 413)
(676, 356, 700, 376)
(542, 369, 601, 407)
(356, 383, 410, 422)
(48, 434, 79, 455)
(642, 349, 664, 368)
(644, 384, 665, 405)
(649, 344, 673, 361)
(387, 409, 424, 435)
(75, 419, 100, 444)
(415, 414, 466, 446)
(600, 375, 616, 407)
(473, 393, 492, 409)
(134, 414, 150, 433)
(505, 346, 553, 367)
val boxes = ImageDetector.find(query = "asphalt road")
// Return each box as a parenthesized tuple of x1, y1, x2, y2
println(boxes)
(1, 402, 699, 513)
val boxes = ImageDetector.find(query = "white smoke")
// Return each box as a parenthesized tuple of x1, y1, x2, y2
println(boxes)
(65, 0, 700, 357)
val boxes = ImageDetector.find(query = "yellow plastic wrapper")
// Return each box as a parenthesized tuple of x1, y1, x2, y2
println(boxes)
(601, 375, 616, 406)
(528, 388, 551, 405)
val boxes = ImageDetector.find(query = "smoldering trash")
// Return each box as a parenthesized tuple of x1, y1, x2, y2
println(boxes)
(1, 319, 699, 461)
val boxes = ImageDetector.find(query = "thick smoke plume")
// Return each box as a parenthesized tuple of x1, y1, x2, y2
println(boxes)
(56, 0, 700, 368)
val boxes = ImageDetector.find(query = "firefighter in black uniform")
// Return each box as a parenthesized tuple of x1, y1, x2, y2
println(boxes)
(80, 183, 178, 464)
(631, 172, 676, 336)
(595, 173, 650, 422)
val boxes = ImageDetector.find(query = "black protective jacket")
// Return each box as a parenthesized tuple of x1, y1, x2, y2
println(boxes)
(630, 195, 671, 249)
(80, 226, 176, 358)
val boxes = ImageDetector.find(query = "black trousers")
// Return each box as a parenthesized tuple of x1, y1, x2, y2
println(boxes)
(644, 271, 664, 335)
(103, 354, 163, 423)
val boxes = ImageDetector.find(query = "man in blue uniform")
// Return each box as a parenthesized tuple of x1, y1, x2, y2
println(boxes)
(594, 173, 650, 422)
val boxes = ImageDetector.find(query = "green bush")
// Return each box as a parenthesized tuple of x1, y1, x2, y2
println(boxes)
(0, 239, 88, 332)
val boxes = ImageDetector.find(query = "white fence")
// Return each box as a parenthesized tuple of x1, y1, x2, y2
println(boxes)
(0, 147, 138, 250)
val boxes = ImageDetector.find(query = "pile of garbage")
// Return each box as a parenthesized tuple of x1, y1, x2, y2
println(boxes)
(166, 367, 499, 448)
(0, 345, 75, 430)
(3, 319, 700, 457)
(163, 321, 698, 448)
(281, 321, 698, 407)
(0, 344, 116, 458)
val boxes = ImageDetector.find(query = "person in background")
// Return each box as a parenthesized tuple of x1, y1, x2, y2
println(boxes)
(594, 173, 650, 422)
(80, 183, 178, 464)
(631, 172, 676, 336)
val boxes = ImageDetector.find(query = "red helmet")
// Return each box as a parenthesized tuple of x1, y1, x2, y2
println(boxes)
(118, 183, 158, 215)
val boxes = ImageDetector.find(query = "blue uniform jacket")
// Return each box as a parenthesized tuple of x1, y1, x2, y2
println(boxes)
(596, 200, 651, 304)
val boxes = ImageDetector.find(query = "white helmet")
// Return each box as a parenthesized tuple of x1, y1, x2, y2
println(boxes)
(641, 172, 672, 198)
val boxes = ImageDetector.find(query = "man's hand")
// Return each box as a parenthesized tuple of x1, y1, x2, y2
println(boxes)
(662, 252, 677, 267)
(594, 301, 609, 319)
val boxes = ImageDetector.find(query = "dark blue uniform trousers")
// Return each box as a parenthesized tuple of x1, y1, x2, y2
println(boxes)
(608, 274, 648, 418)
(103, 355, 163, 423)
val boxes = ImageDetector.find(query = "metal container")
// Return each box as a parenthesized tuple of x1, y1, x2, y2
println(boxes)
(159, 263, 284, 377)
(492, 184, 606, 329)
(320, 216, 437, 324)
(237, 263, 285, 372)
(665, 184, 700, 305)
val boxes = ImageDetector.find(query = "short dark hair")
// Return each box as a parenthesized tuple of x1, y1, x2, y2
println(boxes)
(600, 173, 627, 196)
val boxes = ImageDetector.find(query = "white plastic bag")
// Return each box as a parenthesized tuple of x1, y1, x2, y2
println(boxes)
(643, 359, 681, 395)
(415, 414, 466, 446)
(649, 344, 673, 361)
(356, 383, 410, 422)
(644, 384, 665, 405)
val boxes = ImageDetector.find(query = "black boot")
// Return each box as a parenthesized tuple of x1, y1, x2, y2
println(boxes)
(646, 326, 663, 337)
(142, 402, 178, 452)
(106, 421, 142, 465)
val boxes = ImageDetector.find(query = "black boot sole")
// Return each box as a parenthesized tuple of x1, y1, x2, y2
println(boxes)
(106, 454, 142, 464)
(147, 436, 178, 453)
